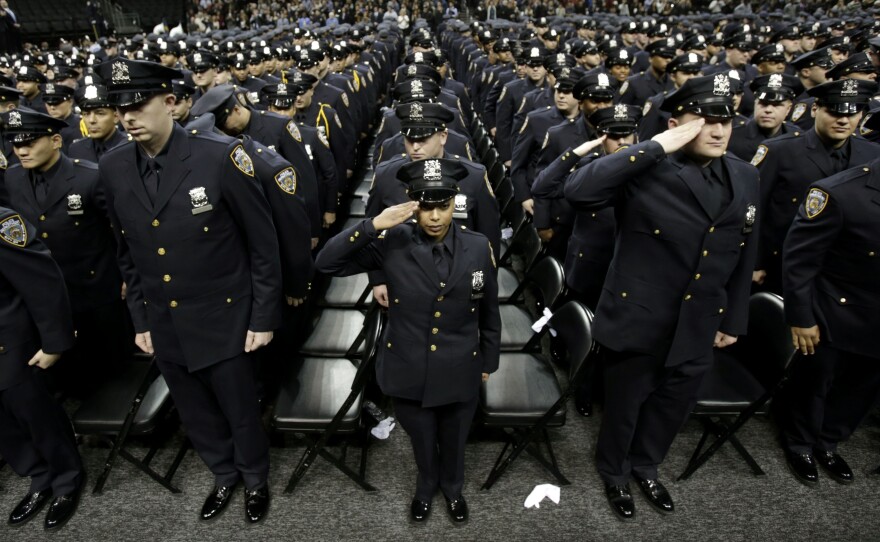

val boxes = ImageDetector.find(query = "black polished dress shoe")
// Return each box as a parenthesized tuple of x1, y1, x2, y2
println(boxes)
(8, 490, 52, 526)
(201, 485, 236, 521)
(410, 499, 431, 522)
(786, 451, 819, 486)
(604, 483, 635, 520)
(244, 487, 270, 523)
(445, 496, 468, 523)
(44, 490, 81, 530)
(575, 396, 593, 417)
(634, 477, 674, 514)
(815, 451, 854, 484)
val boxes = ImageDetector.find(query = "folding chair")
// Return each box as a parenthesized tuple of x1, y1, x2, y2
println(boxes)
(482, 147, 500, 172)
(480, 301, 595, 489)
(678, 292, 797, 480)
(274, 306, 384, 493)
(499, 217, 540, 268)
(72, 356, 189, 494)
(319, 272, 374, 309)
(487, 160, 506, 190)
(499, 255, 565, 352)
(493, 175, 514, 215)
(476, 136, 491, 164)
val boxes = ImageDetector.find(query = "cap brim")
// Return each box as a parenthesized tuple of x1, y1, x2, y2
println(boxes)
(688, 103, 736, 118)
(6, 132, 46, 143)
(402, 124, 444, 139)
(820, 101, 864, 115)
(408, 187, 457, 204)
(580, 90, 614, 101)
(755, 90, 793, 102)
(107, 90, 162, 107)
(598, 123, 638, 136)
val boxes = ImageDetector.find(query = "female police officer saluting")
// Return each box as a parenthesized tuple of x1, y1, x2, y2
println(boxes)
(316, 158, 501, 524)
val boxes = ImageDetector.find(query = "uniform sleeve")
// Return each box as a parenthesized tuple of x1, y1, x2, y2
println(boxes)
(311, 133, 340, 213)
(478, 239, 501, 373)
(755, 142, 780, 269)
(532, 147, 579, 199)
(782, 186, 843, 329)
(495, 90, 515, 162)
(315, 218, 386, 276)
(472, 170, 502, 262)
(510, 119, 536, 202)
(279, 122, 322, 236)
(564, 140, 666, 208)
(720, 183, 761, 336)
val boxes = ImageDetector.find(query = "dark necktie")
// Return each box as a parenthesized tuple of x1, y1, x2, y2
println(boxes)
(433, 244, 450, 283)
(830, 149, 847, 173)
(94, 140, 106, 158)
(701, 166, 724, 219)
(33, 174, 49, 207)
(144, 158, 160, 204)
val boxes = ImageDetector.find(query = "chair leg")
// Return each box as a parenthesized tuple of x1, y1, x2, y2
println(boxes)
(678, 424, 713, 481)
(117, 448, 182, 493)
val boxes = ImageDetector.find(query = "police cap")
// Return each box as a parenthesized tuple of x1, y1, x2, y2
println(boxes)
(15, 65, 46, 84)
(41, 82, 75, 104)
(667, 53, 704, 74)
(392, 79, 440, 103)
(0, 85, 21, 103)
(96, 58, 182, 107)
(808, 79, 878, 115)
(1, 108, 69, 143)
(189, 84, 239, 126)
(396, 102, 454, 140)
(75, 84, 114, 109)
(825, 52, 876, 80)
(751, 43, 786, 65)
(573, 72, 615, 101)
(397, 158, 468, 205)
(790, 47, 834, 70)
(186, 50, 219, 72)
(589, 103, 642, 136)
(660, 73, 735, 118)
(750, 74, 803, 102)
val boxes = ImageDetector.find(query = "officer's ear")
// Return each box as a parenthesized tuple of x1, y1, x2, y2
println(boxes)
(782, 100, 793, 118)
(162, 93, 176, 112)
(50, 133, 63, 149)
(810, 103, 818, 119)
(668, 116, 680, 129)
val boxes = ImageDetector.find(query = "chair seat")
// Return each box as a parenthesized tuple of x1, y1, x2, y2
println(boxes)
(322, 274, 372, 307)
(480, 353, 564, 426)
(347, 197, 367, 218)
(497, 267, 518, 302)
(73, 361, 170, 435)
(300, 309, 366, 357)
(273, 357, 363, 432)
(499, 305, 534, 351)
(695, 351, 766, 413)
(353, 179, 371, 198)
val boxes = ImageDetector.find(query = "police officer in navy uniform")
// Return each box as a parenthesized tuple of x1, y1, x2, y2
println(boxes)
(3, 108, 127, 398)
(316, 158, 501, 524)
(95, 58, 281, 523)
(41, 83, 82, 154)
(727, 74, 802, 161)
(69, 83, 130, 163)
(752, 79, 879, 294)
(15, 65, 47, 114)
(0, 84, 22, 206)
(0, 207, 83, 530)
(779, 113, 880, 486)
(619, 38, 677, 108)
(565, 73, 760, 519)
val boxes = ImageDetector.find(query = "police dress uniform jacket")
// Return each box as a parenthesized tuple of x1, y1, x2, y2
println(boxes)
(374, 130, 474, 168)
(783, 160, 880, 359)
(58, 113, 84, 154)
(373, 105, 470, 157)
(496, 78, 546, 162)
(298, 123, 339, 215)
(68, 129, 129, 163)
(637, 91, 671, 141)
(99, 124, 283, 371)
(0, 208, 75, 390)
(513, 86, 556, 135)
(294, 102, 349, 190)
(754, 128, 879, 272)
(482, 67, 515, 129)
(19, 94, 48, 114)
(511, 106, 569, 205)
(727, 118, 799, 161)
(316, 219, 501, 407)
(6, 155, 121, 313)
(564, 141, 760, 365)
(619, 70, 674, 107)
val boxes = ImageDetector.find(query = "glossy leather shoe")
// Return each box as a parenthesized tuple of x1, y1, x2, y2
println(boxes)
(815, 451, 854, 484)
(604, 483, 635, 520)
(575, 396, 592, 417)
(635, 477, 674, 514)
(44, 490, 81, 530)
(8, 490, 52, 526)
(445, 496, 468, 523)
(786, 451, 819, 486)
(244, 487, 270, 523)
(201, 485, 236, 521)
(410, 499, 431, 522)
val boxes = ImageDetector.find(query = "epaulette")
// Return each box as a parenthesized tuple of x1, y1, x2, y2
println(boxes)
(72, 158, 98, 170)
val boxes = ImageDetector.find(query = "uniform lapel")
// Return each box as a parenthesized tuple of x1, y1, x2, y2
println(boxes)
(715, 155, 746, 224)
(410, 237, 441, 286)
(152, 125, 191, 214)
(802, 129, 835, 178)
(121, 143, 154, 213)
(441, 230, 470, 295)
(672, 153, 715, 219)
(40, 156, 74, 212)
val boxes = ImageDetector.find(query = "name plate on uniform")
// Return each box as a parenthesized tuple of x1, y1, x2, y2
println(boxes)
(67, 210, 84, 216)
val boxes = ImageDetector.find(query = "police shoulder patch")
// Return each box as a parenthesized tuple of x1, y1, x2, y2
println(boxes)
(804, 188, 829, 219)
(0, 152, 7, 170)
(860, 112, 874, 136)
(286, 121, 302, 142)
(317, 130, 330, 148)
(642, 99, 652, 117)
(488, 241, 496, 269)
(499, 86, 507, 102)
(341, 92, 350, 107)
(541, 132, 549, 150)
(751, 144, 768, 166)
(619, 80, 629, 96)
(516, 96, 527, 113)
(274, 167, 297, 195)
(333, 112, 342, 129)
(519, 117, 529, 135)
(791, 102, 807, 122)
(230, 145, 255, 177)
(484, 172, 494, 197)
(0, 213, 27, 247)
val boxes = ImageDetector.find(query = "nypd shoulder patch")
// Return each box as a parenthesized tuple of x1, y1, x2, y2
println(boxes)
(230, 145, 255, 177)
(751, 145, 768, 167)
(804, 188, 829, 219)
(286, 121, 302, 142)
(619, 80, 629, 96)
(499, 86, 507, 102)
(519, 117, 529, 135)
(484, 172, 494, 197)
(642, 100, 652, 117)
(541, 132, 549, 150)
(0, 213, 27, 247)
(0, 152, 7, 170)
(333, 113, 343, 129)
(317, 130, 330, 148)
(274, 167, 297, 195)
(791, 102, 807, 123)
(341, 92, 350, 108)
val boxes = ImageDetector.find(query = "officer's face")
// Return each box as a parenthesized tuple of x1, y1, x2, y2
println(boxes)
(171, 95, 192, 121)
(269, 104, 295, 118)
(781, 38, 801, 55)
(830, 48, 848, 65)
(247, 61, 264, 77)
(757, 60, 786, 75)
(609, 64, 631, 82)
(733, 92, 743, 111)
(12, 135, 61, 171)
(670, 112, 732, 164)
(671, 70, 699, 88)
(812, 105, 863, 143)
(192, 67, 216, 88)
(526, 64, 546, 83)
(754, 100, 792, 130)
(45, 99, 73, 120)
(117, 93, 175, 147)
(801, 36, 816, 52)
(602, 133, 635, 154)
(214, 70, 232, 86)
(801, 65, 828, 85)
(726, 47, 748, 69)
(650, 55, 671, 74)
(417, 199, 454, 241)
(580, 53, 601, 68)
(580, 97, 612, 117)
(404, 130, 447, 160)
(16, 80, 39, 98)
(554, 89, 579, 115)
(231, 66, 249, 82)
(83, 107, 118, 140)
(295, 86, 315, 109)
(160, 53, 177, 68)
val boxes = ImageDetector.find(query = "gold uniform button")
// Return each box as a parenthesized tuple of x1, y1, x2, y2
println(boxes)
(0, 346, 5, 353)
(695, 273, 701, 280)
(629, 156, 636, 162)
(869, 251, 876, 257)
(473, 351, 477, 357)
(163, 274, 171, 282)
(708, 226, 715, 233)
(354, 231, 360, 237)
(39, 215, 46, 221)
(226, 298, 232, 303)
(470, 307, 475, 313)
(90, 270, 96, 276)
(621, 292, 628, 298)
(349, 236, 355, 242)
(387, 342, 392, 348)
(430, 345, 437, 352)
(203, 227, 209, 232)
(434, 311, 441, 318)
(684, 294, 692, 301)
(702, 250, 709, 257)
(791, 197, 797, 203)
(773, 250, 779, 255)
(151, 219, 160, 227)
(74, 221, 79, 226)
(169, 300, 178, 308)
(439, 282, 446, 288)
(437, 295, 444, 301)
(393, 298, 399, 304)
(41, 232, 48, 239)
(719, 308, 725, 314)
(432, 328, 439, 334)
(840, 297, 847, 304)
(157, 248, 166, 255)
(578, 252, 583, 258)
(653, 229, 661, 235)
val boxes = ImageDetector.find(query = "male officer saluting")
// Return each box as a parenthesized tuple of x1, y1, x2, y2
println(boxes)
(316, 158, 500, 524)
(0, 207, 83, 530)
(565, 73, 760, 519)
(779, 113, 880, 487)
(95, 58, 282, 524)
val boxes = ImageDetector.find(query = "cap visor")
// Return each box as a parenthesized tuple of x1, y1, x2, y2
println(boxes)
(821, 102, 863, 115)
(409, 188, 457, 204)
(7, 132, 44, 143)
(108, 90, 159, 107)
(598, 124, 638, 136)
(402, 125, 442, 139)
(688, 104, 736, 118)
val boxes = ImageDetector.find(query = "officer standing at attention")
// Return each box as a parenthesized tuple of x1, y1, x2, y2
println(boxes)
(69, 83, 130, 163)
(0, 207, 83, 530)
(564, 73, 760, 520)
(779, 114, 880, 486)
(316, 158, 500, 524)
(95, 58, 282, 524)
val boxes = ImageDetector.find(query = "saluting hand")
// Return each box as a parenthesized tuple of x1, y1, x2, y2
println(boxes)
(652, 118, 705, 154)
(572, 135, 607, 157)
(791, 325, 820, 355)
(245, 330, 274, 352)
(372, 201, 419, 231)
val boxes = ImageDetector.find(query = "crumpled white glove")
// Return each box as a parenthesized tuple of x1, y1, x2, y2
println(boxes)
(370, 417, 396, 439)
(531, 307, 557, 337)
(501, 227, 514, 240)
(524, 484, 561, 509)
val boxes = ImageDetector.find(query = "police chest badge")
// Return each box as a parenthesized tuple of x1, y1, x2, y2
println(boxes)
(471, 269, 485, 300)
(792, 102, 807, 122)
(743, 204, 756, 234)
(67, 194, 84, 215)
(0, 214, 27, 247)
(275, 167, 297, 195)
(189, 187, 213, 214)
(230, 145, 254, 177)
(453, 194, 468, 219)
(751, 145, 768, 166)
(804, 188, 828, 219)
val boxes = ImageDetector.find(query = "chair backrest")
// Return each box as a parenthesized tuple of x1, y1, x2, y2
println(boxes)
(548, 301, 595, 380)
(482, 146, 499, 168)
(520, 255, 564, 313)
(488, 160, 505, 189)
(353, 306, 385, 379)
(736, 292, 795, 388)
(493, 176, 514, 211)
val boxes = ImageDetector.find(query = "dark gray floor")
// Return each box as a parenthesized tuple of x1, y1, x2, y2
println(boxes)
(3, 398, 880, 541)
